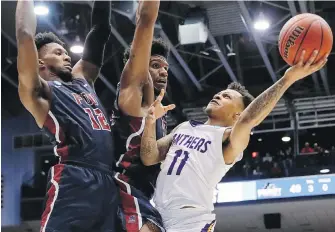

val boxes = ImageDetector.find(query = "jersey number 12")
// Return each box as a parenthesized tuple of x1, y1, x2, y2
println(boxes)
(167, 149, 189, 175)
(84, 108, 111, 131)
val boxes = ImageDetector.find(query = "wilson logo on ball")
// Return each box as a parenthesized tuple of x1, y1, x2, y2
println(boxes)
(284, 26, 305, 58)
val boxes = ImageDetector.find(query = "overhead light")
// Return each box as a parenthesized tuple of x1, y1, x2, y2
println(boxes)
(282, 136, 291, 142)
(34, 5, 49, 16)
(70, 45, 84, 54)
(250, 132, 253, 135)
(320, 169, 330, 174)
(254, 12, 270, 31)
(312, 133, 316, 136)
(258, 138, 262, 142)
(70, 36, 84, 54)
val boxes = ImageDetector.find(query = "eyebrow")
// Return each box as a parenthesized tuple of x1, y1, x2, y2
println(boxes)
(150, 59, 169, 66)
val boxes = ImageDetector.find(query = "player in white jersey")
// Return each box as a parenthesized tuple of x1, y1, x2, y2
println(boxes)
(140, 50, 327, 232)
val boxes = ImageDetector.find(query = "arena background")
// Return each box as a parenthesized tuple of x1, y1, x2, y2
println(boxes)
(1, 1, 335, 231)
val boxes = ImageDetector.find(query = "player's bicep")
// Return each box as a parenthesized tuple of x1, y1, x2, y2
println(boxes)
(157, 133, 174, 161)
(17, 34, 41, 90)
(222, 125, 251, 164)
(72, 59, 99, 85)
(18, 80, 50, 128)
(117, 84, 146, 117)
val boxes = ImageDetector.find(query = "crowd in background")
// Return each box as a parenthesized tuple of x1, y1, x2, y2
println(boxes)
(226, 142, 335, 180)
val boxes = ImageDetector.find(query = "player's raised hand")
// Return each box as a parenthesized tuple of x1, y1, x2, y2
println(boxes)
(146, 89, 176, 124)
(284, 50, 328, 82)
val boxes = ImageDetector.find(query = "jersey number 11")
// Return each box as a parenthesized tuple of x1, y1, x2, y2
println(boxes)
(167, 149, 189, 175)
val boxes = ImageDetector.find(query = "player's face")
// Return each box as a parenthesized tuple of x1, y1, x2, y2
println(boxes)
(149, 56, 169, 94)
(205, 89, 244, 124)
(39, 43, 72, 82)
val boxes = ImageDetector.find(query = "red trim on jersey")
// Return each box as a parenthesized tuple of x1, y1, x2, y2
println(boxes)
(115, 173, 141, 232)
(40, 164, 65, 232)
(43, 113, 68, 160)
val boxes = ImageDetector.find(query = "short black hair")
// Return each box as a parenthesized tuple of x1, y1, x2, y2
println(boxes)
(34, 32, 65, 51)
(227, 82, 255, 109)
(123, 38, 170, 64)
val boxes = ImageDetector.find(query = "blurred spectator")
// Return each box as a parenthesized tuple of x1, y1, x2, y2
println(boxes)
(263, 152, 273, 163)
(313, 143, 323, 153)
(301, 142, 314, 153)
(278, 150, 285, 160)
(243, 161, 251, 178)
(270, 162, 283, 178)
(252, 166, 263, 178)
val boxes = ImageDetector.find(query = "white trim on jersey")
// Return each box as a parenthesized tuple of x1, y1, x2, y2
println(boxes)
(114, 173, 143, 230)
(41, 167, 60, 232)
(126, 117, 145, 150)
(115, 117, 145, 167)
(48, 111, 61, 158)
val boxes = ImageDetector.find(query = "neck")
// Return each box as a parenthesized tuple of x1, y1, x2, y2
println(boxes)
(39, 69, 68, 82)
(204, 117, 231, 127)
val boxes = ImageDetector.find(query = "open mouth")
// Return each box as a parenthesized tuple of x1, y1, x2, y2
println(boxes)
(157, 80, 166, 84)
(65, 65, 72, 71)
(210, 99, 219, 105)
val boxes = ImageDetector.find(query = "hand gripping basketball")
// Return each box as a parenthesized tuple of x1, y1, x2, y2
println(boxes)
(146, 89, 176, 124)
(284, 50, 328, 82)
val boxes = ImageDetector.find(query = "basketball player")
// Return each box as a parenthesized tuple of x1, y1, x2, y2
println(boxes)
(111, 0, 169, 231)
(16, 1, 118, 231)
(140, 50, 328, 232)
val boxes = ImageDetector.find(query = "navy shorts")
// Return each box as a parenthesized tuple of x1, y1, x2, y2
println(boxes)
(40, 163, 118, 232)
(114, 173, 165, 232)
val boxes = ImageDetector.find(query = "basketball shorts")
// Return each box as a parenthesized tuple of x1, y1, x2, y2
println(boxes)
(40, 163, 119, 232)
(114, 173, 165, 232)
(157, 207, 216, 232)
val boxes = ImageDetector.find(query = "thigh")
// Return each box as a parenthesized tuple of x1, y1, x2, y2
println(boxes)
(40, 164, 103, 232)
(114, 174, 164, 232)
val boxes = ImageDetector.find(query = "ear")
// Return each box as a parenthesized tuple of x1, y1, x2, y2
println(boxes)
(233, 112, 241, 122)
(38, 59, 46, 70)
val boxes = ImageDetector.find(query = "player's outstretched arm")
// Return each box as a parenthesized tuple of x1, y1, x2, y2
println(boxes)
(72, 1, 111, 85)
(118, 0, 160, 117)
(223, 50, 328, 164)
(141, 89, 176, 165)
(16, 0, 50, 128)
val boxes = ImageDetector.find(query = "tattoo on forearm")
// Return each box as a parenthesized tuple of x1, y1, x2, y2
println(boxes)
(141, 135, 157, 157)
(243, 78, 288, 124)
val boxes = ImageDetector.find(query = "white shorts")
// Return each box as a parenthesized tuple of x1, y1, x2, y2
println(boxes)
(157, 207, 216, 232)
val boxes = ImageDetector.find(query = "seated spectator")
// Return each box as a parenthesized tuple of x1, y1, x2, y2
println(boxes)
(243, 161, 251, 178)
(278, 150, 286, 161)
(270, 162, 283, 178)
(263, 152, 273, 163)
(313, 143, 323, 153)
(252, 166, 263, 178)
(301, 142, 314, 153)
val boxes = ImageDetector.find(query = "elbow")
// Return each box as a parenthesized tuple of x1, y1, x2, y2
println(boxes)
(140, 155, 155, 166)
(16, 28, 34, 43)
(137, 10, 158, 26)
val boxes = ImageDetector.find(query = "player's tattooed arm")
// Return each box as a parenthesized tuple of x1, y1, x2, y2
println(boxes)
(118, 0, 160, 117)
(72, 1, 112, 85)
(223, 50, 328, 164)
(141, 123, 174, 166)
(141, 89, 176, 165)
(16, 0, 50, 128)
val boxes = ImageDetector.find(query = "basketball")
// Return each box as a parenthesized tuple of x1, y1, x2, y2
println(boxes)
(278, 13, 333, 66)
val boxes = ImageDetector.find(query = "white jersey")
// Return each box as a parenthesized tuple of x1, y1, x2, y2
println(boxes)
(154, 120, 243, 212)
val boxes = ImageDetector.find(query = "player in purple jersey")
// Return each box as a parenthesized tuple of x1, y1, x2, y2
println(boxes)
(140, 50, 328, 232)
(110, 0, 171, 231)
(16, 1, 118, 231)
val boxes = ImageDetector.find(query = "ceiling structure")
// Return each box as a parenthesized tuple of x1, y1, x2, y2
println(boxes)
(2, 1, 335, 128)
